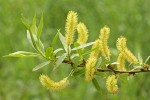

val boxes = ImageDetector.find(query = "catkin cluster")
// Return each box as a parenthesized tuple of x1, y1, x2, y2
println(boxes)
(39, 74, 69, 91)
(65, 11, 78, 47)
(106, 75, 118, 94)
(117, 37, 138, 67)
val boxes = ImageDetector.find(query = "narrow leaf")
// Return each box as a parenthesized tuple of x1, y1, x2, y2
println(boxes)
(73, 69, 85, 76)
(45, 47, 53, 59)
(145, 56, 150, 64)
(21, 14, 30, 29)
(37, 14, 43, 40)
(54, 48, 64, 54)
(51, 30, 60, 48)
(32, 61, 51, 71)
(71, 54, 79, 60)
(92, 78, 102, 94)
(31, 14, 37, 35)
(55, 53, 67, 69)
(96, 57, 102, 68)
(59, 33, 67, 52)
(3, 51, 39, 58)
(72, 42, 95, 51)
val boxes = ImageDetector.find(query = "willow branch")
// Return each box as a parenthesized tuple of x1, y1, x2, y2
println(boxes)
(63, 60, 150, 75)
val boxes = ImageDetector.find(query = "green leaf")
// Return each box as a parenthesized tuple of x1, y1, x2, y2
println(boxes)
(45, 47, 53, 59)
(138, 53, 143, 64)
(71, 53, 79, 60)
(96, 57, 102, 68)
(3, 51, 39, 58)
(37, 14, 43, 40)
(74, 42, 83, 56)
(92, 78, 102, 94)
(31, 14, 38, 35)
(82, 48, 96, 56)
(59, 33, 67, 52)
(145, 56, 150, 64)
(21, 14, 30, 29)
(51, 30, 60, 48)
(55, 53, 67, 69)
(54, 48, 64, 54)
(39, 39, 45, 52)
(27, 30, 35, 49)
(72, 42, 95, 51)
(73, 69, 85, 76)
(32, 61, 51, 71)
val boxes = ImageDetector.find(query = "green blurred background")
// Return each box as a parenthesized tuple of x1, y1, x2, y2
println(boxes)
(0, 0, 150, 100)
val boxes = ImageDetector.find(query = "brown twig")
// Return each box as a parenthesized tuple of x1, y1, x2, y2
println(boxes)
(62, 60, 150, 75)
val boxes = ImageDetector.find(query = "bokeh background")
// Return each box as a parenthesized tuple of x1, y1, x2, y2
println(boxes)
(1, 0, 150, 100)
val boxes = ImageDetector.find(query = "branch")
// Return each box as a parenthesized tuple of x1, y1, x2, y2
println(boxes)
(63, 60, 150, 75)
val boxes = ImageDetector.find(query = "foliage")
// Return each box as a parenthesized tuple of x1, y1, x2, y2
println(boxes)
(4, 11, 150, 95)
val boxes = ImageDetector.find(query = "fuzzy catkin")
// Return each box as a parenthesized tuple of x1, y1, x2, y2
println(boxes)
(77, 22, 88, 45)
(106, 75, 118, 94)
(117, 53, 126, 71)
(39, 74, 69, 91)
(65, 11, 78, 47)
(116, 37, 138, 64)
(85, 40, 100, 81)
(99, 26, 111, 60)
(85, 58, 97, 81)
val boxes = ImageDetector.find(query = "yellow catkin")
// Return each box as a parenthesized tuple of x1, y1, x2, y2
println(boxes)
(117, 53, 126, 71)
(116, 37, 138, 64)
(106, 75, 118, 94)
(77, 22, 88, 45)
(89, 39, 101, 59)
(85, 58, 97, 81)
(99, 26, 111, 60)
(39, 74, 69, 91)
(85, 40, 100, 81)
(65, 11, 78, 47)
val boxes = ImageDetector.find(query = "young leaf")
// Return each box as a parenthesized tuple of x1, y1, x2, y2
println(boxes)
(54, 48, 64, 54)
(32, 61, 51, 71)
(45, 47, 53, 59)
(31, 14, 37, 35)
(71, 53, 79, 60)
(55, 53, 67, 69)
(73, 69, 85, 76)
(37, 14, 43, 40)
(96, 57, 102, 68)
(59, 33, 67, 52)
(51, 30, 60, 48)
(145, 56, 150, 64)
(3, 51, 39, 58)
(92, 78, 102, 94)
(21, 14, 30, 29)
(72, 42, 95, 51)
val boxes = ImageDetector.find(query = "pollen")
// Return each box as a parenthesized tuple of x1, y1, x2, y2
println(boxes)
(77, 22, 88, 45)
(39, 74, 69, 91)
(65, 11, 78, 47)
